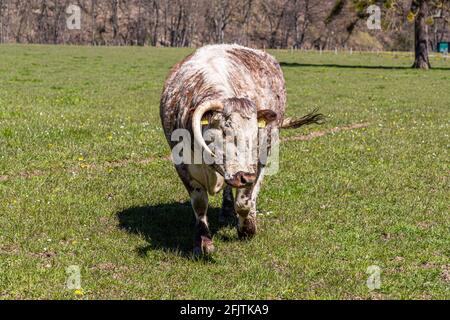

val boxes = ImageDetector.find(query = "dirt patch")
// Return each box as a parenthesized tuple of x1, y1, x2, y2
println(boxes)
(91, 262, 117, 272)
(91, 262, 131, 280)
(441, 265, 450, 282)
(282, 122, 370, 142)
(0, 244, 20, 255)
(19, 169, 44, 179)
(0, 169, 45, 182)
(29, 250, 57, 260)
(421, 262, 437, 269)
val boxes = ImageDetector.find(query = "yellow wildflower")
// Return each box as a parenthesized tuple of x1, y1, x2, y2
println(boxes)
(74, 289, 84, 297)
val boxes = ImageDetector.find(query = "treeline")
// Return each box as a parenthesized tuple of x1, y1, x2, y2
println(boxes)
(0, 0, 448, 50)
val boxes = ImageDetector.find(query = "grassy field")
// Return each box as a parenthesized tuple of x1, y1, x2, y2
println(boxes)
(0, 45, 449, 299)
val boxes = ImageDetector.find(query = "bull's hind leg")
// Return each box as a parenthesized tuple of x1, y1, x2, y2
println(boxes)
(219, 186, 236, 224)
(190, 185, 214, 256)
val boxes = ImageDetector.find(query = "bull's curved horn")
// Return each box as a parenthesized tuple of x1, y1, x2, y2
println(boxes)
(192, 100, 223, 157)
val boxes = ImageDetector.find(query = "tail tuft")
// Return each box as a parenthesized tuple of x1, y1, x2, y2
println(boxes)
(281, 109, 325, 129)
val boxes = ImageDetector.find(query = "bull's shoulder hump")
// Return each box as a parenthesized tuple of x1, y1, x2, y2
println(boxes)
(225, 46, 280, 67)
(163, 52, 194, 85)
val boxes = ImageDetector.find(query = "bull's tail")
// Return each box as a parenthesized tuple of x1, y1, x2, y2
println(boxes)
(281, 109, 325, 129)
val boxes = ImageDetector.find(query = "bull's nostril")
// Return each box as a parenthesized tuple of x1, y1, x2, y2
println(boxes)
(226, 172, 256, 188)
(240, 173, 256, 185)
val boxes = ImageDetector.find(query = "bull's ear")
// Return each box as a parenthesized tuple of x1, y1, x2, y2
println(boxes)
(257, 109, 278, 127)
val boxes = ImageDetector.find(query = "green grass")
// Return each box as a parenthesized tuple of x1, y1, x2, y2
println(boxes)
(0, 45, 449, 299)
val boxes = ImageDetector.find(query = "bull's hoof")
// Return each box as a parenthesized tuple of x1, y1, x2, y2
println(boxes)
(202, 240, 215, 255)
(193, 236, 215, 256)
(237, 217, 257, 240)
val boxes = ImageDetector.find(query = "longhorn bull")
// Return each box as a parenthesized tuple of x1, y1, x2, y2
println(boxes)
(160, 44, 322, 255)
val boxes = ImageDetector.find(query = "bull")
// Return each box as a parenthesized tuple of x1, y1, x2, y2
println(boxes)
(160, 44, 322, 255)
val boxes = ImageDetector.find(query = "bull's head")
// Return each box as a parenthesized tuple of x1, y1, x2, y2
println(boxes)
(192, 97, 277, 188)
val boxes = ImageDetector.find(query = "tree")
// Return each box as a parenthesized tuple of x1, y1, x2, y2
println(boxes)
(206, 0, 239, 44)
(326, 0, 450, 70)
(0, 0, 448, 50)
(411, 0, 431, 69)
(91, 0, 96, 45)
(111, 0, 119, 44)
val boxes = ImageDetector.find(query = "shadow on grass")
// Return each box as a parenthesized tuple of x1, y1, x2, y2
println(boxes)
(279, 62, 450, 71)
(117, 201, 236, 260)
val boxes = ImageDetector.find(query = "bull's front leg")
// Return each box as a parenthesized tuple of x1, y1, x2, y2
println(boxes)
(234, 171, 265, 239)
(234, 187, 257, 239)
(190, 185, 215, 255)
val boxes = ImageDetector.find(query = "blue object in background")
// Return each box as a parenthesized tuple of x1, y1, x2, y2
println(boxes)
(437, 42, 449, 53)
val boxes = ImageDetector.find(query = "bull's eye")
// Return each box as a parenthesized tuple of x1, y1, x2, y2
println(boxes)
(201, 115, 222, 129)
(210, 114, 222, 127)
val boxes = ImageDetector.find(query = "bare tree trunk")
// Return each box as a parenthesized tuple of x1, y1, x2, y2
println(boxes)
(411, 0, 431, 69)
(111, 0, 119, 45)
(136, 0, 145, 45)
(151, 0, 160, 46)
(91, 0, 96, 45)
(241, 0, 253, 46)
(52, 1, 66, 44)
(162, 1, 168, 45)
(36, 0, 47, 43)
(0, 0, 4, 43)
(264, 0, 289, 48)
(207, 0, 236, 44)
(3, 0, 11, 43)
(15, 0, 28, 43)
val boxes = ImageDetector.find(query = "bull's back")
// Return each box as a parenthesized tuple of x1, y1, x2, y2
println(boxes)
(225, 46, 286, 120)
(160, 45, 286, 141)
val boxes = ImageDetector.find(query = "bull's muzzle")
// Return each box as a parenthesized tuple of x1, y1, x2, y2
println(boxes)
(225, 171, 257, 188)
